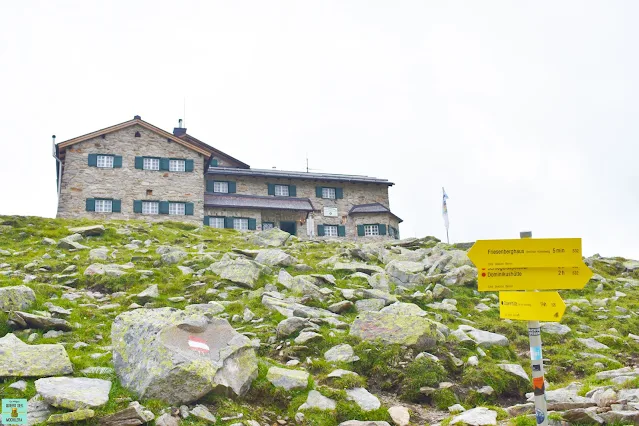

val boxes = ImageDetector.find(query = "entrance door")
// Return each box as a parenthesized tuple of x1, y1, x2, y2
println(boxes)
(279, 221, 297, 236)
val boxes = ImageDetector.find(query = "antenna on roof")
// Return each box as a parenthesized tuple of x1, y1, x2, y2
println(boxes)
(178, 119, 183, 129)
(306, 153, 309, 173)
(183, 97, 186, 128)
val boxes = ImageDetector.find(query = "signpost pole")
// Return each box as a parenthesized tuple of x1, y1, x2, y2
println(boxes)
(520, 231, 548, 426)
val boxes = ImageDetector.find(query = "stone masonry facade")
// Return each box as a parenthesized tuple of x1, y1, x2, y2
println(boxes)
(57, 124, 206, 223)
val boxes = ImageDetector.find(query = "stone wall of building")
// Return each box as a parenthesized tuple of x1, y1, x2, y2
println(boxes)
(57, 124, 206, 223)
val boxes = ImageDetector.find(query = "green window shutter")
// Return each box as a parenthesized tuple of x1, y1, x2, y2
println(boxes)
(288, 185, 297, 197)
(315, 186, 323, 197)
(338, 225, 346, 237)
(335, 187, 344, 199)
(203, 216, 210, 226)
(86, 198, 95, 211)
(113, 155, 122, 168)
(135, 157, 144, 169)
(206, 180, 214, 192)
(88, 154, 98, 167)
(378, 224, 387, 235)
(357, 225, 365, 236)
(185, 202, 194, 216)
(224, 217, 234, 229)
(267, 183, 275, 195)
(228, 181, 237, 193)
(112, 199, 121, 213)
(185, 159, 194, 172)
(248, 218, 257, 230)
(211, 159, 218, 167)
(159, 201, 169, 214)
(160, 158, 170, 171)
(317, 225, 325, 236)
(133, 200, 142, 213)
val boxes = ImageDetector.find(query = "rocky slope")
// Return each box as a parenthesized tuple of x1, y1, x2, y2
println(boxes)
(0, 215, 637, 426)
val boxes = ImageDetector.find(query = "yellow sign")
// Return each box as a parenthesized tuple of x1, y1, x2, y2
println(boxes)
(468, 238, 583, 268)
(477, 263, 593, 291)
(499, 291, 566, 321)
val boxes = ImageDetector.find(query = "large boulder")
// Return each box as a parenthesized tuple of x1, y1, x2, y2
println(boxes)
(443, 265, 477, 286)
(451, 407, 497, 426)
(68, 225, 105, 236)
(385, 261, 426, 287)
(209, 258, 265, 288)
(8, 311, 72, 331)
(466, 329, 509, 347)
(266, 367, 309, 390)
(349, 311, 443, 350)
(249, 228, 292, 247)
(112, 308, 258, 404)
(35, 377, 112, 409)
(255, 249, 298, 267)
(0, 333, 73, 377)
(0, 285, 36, 311)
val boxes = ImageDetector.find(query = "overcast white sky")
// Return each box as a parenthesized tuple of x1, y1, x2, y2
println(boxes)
(1, 1, 637, 259)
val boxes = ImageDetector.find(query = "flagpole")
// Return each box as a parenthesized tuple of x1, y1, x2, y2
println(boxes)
(446, 228, 449, 244)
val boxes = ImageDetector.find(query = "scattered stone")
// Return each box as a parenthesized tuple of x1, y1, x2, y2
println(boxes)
(466, 329, 509, 347)
(350, 311, 443, 350)
(98, 401, 155, 425)
(577, 338, 610, 350)
(249, 227, 292, 247)
(68, 225, 105, 236)
(210, 258, 265, 288)
(255, 249, 298, 266)
(334, 262, 384, 275)
(191, 405, 217, 424)
(27, 395, 53, 425)
(355, 298, 386, 312)
(346, 388, 381, 411)
(47, 409, 96, 424)
(267, 366, 310, 390)
(35, 377, 112, 409)
(450, 407, 497, 426)
(433, 283, 453, 299)
(9, 379, 27, 392)
(541, 322, 571, 335)
(112, 307, 258, 404)
(90, 248, 109, 261)
(0, 333, 73, 377)
(327, 369, 359, 378)
(277, 317, 310, 337)
(528, 382, 596, 410)
(155, 413, 180, 426)
(497, 363, 529, 381)
(325, 344, 359, 363)
(562, 408, 605, 425)
(339, 422, 390, 426)
(294, 331, 323, 344)
(328, 300, 354, 314)
(299, 390, 336, 411)
(136, 284, 159, 303)
(448, 404, 466, 413)
(0, 285, 36, 311)
(388, 406, 410, 426)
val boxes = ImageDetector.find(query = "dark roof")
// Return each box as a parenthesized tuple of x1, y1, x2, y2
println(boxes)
(349, 203, 403, 223)
(204, 193, 314, 211)
(206, 167, 393, 185)
(178, 133, 250, 169)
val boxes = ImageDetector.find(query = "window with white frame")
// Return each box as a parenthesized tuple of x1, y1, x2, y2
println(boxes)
(322, 187, 336, 199)
(169, 159, 186, 172)
(142, 201, 159, 214)
(364, 224, 379, 236)
(262, 222, 274, 230)
(143, 158, 160, 170)
(324, 225, 338, 237)
(95, 199, 113, 213)
(213, 181, 229, 193)
(209, 217, 225, 229)
(274, 185, 289, 196)
(97, 155, 114, 168)
(233, 218, 249, 230)
(169, 202, 186, 215)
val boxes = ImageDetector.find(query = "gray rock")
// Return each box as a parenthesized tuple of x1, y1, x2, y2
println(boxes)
(388, 406, 410, 426)
(294, 331, 323, 344)
(527, 382, 596, 410)
(497, 363, 529, 381)
(98, 401, 155, 425)
(380, 302, 427, 317)
(161, 250, 187, 264)
(184, 302, 226, 318)
(0, 285, 36, 311)
(466, 329, 509, 347)
(47, 409, 96, 423)
(58, 237, 88, 250)
(210, 258, 265, 288)
(595, 367, 639, 380)
(299, 390, 336, 411)
(35, 377, 112, 409)
(350, 311, 443, 350)
(345, 388, 381, 411)
(325, 344, 359, 363)
(541, 322, 571, 335)
(155, 413, 180, 426)
(89, 248, 109, 261)
(9, 311, 72, 331)
(385, 260, 425, 287)
(355, 298, 386, 312)
(562, 408, 604, 425)
(27, 395, 52, 426)
(328, 300, 354, 314)
(267, 366, 310, 390)
(42, 237, 57, 245)
(450, 407, 497, 426)
(112, 307, 258, 404)
(339, 422, 390, 426)
(68, 225, 105, 236)
(600, 410, 639, 425)
(255, 249, 298, 266)
(277, 317, 310, 337)
(333, 262, 384, 275)
(433, 283, 453, 299)
(136, 284, 159, 303)
(577, 338, 609, 350)
(449, 404, 466, 413)
(191, 405, 216, 424)
(327, 369, 359, 378)
(9, 379, 28, 391)
(177, 265, 194, 275)
(249, 227, 292, 247)
(367, 273, 391, 291)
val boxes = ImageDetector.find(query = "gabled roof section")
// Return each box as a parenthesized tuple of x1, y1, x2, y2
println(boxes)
(178, 133, 250, 169)
(349, 202, 403, 223)
(57, 116, 211, 157)
(207, 167, 394, 185)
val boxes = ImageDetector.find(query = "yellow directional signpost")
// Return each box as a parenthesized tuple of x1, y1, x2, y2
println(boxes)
(468, 233, 594, 426)
(499, 291, 566, 321)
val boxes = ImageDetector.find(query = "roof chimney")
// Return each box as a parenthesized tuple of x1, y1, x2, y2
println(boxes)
(134, 115, 141, 120)
(173, 118, 187, 137)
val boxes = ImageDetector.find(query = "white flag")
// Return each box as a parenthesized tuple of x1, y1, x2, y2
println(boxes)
(442, 187, 449, 230)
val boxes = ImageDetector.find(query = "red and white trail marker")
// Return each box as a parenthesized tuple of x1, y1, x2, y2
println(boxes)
(188, 336, 210, 353)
